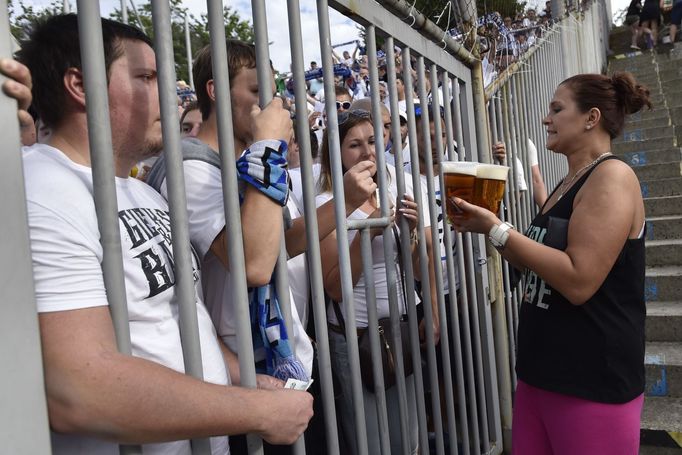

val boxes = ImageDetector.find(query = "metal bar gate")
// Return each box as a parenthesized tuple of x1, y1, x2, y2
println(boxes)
(0, 0, 609, 453)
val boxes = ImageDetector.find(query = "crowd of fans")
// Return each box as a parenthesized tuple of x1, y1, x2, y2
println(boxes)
(625, 0, 682, 50)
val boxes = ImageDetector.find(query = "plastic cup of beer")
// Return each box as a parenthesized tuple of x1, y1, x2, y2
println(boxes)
(442, 161, 479, 221)
(473, 164, 509, 214)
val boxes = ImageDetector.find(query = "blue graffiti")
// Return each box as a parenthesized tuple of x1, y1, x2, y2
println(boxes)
(625, 151, 647, 166)
(645, 278, 658, 301)
(645, 354, 668, 396)
(624, 129, 643, 142)
(641, 183, 649, 198)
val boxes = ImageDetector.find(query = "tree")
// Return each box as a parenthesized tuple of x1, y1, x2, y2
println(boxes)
(109, 0, 255, 84)
(7, 0, 254, 85)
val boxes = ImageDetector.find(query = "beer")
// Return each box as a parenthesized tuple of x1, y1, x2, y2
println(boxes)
(473, 164, 509, 214)
(442, 161, 478, 221)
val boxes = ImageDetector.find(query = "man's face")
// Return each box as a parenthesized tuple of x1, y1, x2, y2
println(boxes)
(107, 39, 162, 162)
(336, 93, 352, 112)
(229, 66, 276, 151)
(396, 79, 405, 98)
(181, 109, 202, 138)
(416, 117, 446, 174)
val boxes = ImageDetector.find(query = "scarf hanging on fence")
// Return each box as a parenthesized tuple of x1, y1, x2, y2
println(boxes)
(236, 140, 308, 382)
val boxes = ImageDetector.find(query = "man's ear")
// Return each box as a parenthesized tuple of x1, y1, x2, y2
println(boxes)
(63, 67, 86, 109)
(206, 79, 216, 102)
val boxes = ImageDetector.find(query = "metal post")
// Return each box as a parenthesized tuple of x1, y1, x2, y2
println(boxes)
(0, 1, 52, 452)
(121, 0, 128, 24)
(285, 0, 340, 452)
(151, 2, 211, 452)
(206, 1, 261, 454)
(401, 47, 432, 454)
(316, 1, 369, 452)
(184, 15, 194, 90)
(365, 26, 408, 455)
(76, 2, 140, 454)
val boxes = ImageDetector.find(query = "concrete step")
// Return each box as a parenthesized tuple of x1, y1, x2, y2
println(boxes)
(646, 215, 682, 240)
(625, 117, 673, 130)
(646, 239, 682, 267)
(618, 148, 682, 167)
(640, 397, 682, 453)
(641, 178, 682, 198)
(646, 342, 682, 398)
(659, 67, 682, 82)
(627, 108, 672, 124)
(609, 53, 657, 69)
(635, 162, 682, 181)
(641, 396, 682, 432)
(614, 126, 676, 144)
(614, 137, 677, 154)
(644, 195, 682, 217)
(671, 107, 682, 126)
(646, 302, 682, 342)
(656, 59, 682, 72)
(646, 266, 682, 302)
(639, 446, 682, 455)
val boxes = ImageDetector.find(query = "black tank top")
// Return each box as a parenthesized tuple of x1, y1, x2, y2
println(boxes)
(516, 156, 645, 403)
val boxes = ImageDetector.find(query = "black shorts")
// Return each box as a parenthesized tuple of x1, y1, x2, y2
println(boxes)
(672, 1, 682, 25)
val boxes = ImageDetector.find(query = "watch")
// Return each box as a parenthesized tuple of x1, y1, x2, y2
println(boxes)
(488, 222, 514, 250)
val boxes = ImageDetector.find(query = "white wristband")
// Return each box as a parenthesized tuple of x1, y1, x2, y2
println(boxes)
(489, 222, 514, 250)
(527, 138, 538, 167)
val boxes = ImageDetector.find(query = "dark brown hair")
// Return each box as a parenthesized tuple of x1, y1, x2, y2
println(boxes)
(193, 39, 257, 120)
(318, 111, 373, 193)
(561, 72, 652, 139)
(17, 14, 151, 129)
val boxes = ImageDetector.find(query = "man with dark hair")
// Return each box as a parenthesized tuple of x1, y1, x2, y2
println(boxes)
(17, 14, 312, 454)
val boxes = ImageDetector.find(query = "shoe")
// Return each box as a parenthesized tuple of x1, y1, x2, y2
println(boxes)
(630, 44, 641, 50)
(645, 35, 654, 49)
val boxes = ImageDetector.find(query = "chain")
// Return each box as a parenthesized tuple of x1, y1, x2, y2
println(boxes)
(557, 152, 612, 200)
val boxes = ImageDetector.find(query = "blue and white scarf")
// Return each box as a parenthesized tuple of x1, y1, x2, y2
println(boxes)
(236, 140, 308, 382)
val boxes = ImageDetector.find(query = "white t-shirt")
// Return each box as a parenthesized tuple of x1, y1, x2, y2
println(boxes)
(316, 164, 428, 327)
(405, 164, 461, 295)
(23, 143, 229, 455)
(161, 139, 313, 377)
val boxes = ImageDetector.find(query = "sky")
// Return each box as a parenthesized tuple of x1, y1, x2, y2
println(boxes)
(19, 0, 632, 72)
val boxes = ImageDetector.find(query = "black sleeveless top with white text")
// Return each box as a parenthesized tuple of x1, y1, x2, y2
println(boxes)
(517, 156, 645, 403)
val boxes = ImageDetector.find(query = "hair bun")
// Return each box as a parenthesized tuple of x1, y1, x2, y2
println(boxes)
(611, 71, 652, 115)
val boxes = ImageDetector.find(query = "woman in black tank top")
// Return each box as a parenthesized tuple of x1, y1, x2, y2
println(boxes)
(449, 73, 652, 454)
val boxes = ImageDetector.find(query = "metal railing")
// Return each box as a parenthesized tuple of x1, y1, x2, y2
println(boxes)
(0, 0, 610, 453)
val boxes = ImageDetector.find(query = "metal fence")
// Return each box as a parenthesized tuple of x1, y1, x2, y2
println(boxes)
(0, 0, 609, 454)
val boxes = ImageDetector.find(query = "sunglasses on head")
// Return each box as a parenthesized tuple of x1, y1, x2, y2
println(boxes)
(337, 109, 371, 126)
(336, 101, 352, 110)
(414, 103, 445, 119)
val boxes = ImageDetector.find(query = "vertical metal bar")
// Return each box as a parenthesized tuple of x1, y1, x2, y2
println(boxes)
(184, 15, 194, 90)
(285, 1, 340, 452)
(360, 227, 392, 455)
(429, 64, 459, 455)
(151, 2, 211, 453)
(63, 0, 70, 13)
(441, 74, 471, 455)
(76, 2, 141, 454)
(384, 37, 416, 454)
(401, 47, 432, 454)
(121, 0, 128, 24)
(0, 1, 52, 451)
(205, 1, 261, 454)
(449, 76, 482, 455)
(415, 56, 446, 455)
(366, 28, 410, 455)
(316, 1, 369, 453)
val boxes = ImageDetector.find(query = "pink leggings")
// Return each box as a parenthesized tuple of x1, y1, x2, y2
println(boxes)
(512, 380, 643, 455)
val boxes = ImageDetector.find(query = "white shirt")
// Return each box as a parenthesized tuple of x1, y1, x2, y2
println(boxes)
(161, 140, 313, 377)
(316, 164, 429, 327)
(23, 143, 229, 455)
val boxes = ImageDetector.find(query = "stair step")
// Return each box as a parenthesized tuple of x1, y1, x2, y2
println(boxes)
(646, 215, 682, 240)
(646, 266, 682, 302)
(646, 342, 682, 397)
(627, 108, 673, 124)
(639, 446, 682, 455)
(618, 148, 682, 166)
(615, 137, 677, 154)
(625, 117, 672, 130)
(646, 239, 682, 267)
(635, 162, 682, 181)
(646, 302, 682, 342)
(644, 195, 682, 217)
(641, 396, 682, 433)
(614, 126, 677, 144)
(659, 68, 682, 82)
(641, 178, 682, 198)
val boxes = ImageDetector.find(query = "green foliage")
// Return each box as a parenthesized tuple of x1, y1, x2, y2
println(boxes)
(109, 0, 255, 83)
(7, 0, 255, 85)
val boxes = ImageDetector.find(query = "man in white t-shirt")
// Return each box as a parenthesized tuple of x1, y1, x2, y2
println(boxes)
(15, 15, 312, 455)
